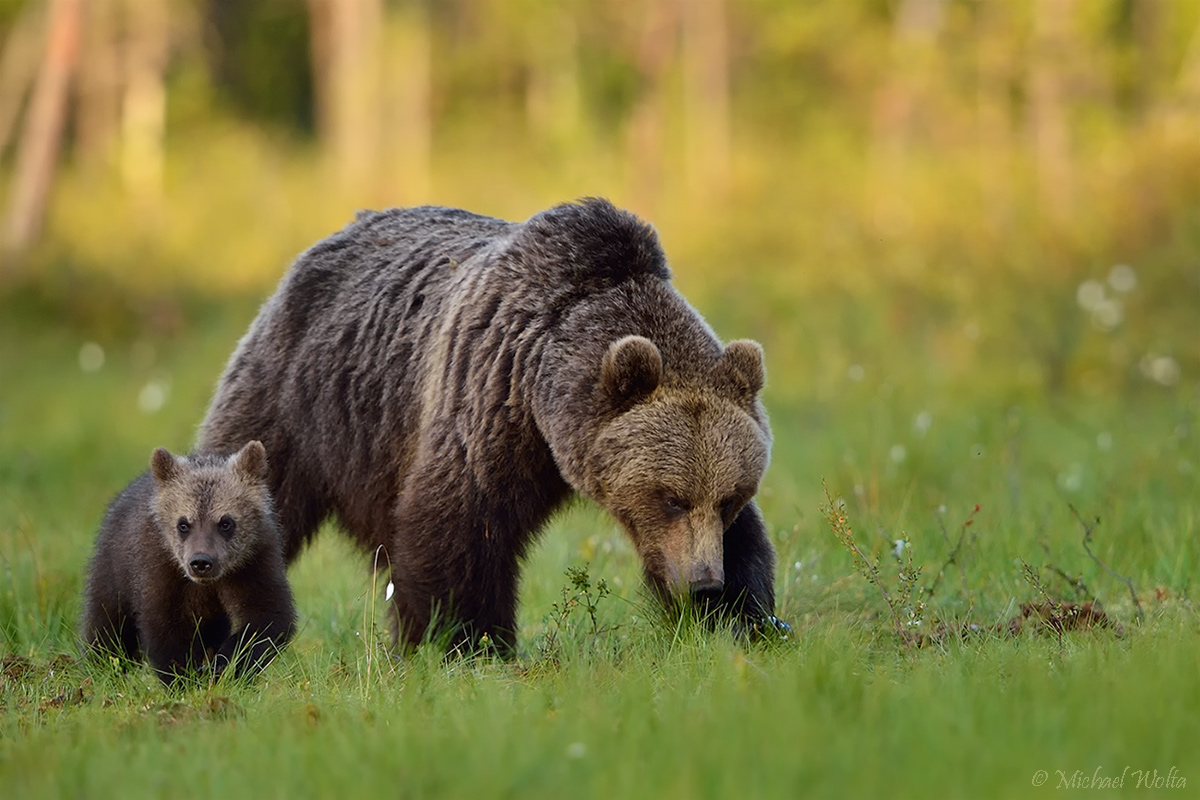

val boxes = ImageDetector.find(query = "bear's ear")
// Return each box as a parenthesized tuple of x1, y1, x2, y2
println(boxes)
(150, 447, 181, 484)
(600, 335, 662, 407)
(230, 440, 269, 482)
(714, 340, 765, 402)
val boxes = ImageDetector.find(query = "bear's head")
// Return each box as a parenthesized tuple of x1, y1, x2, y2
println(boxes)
(588, 336, 771, 599)
(150, 441, 274, 583)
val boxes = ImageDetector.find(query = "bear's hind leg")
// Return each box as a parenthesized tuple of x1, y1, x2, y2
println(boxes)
(82, 572, 141, 663)
(388, 496, 524, 658)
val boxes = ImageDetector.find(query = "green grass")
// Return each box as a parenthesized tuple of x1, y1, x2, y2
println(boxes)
(1, 302, 1197, 799)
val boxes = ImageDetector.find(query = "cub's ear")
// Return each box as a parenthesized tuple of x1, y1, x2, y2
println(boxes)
(230, 440, 269, 482)
(714, 340, 765, 402)
(150, 447, 181, 484)
(600, 335, 662, 407)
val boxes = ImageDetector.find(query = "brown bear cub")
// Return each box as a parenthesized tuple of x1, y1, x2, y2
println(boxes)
(81, 441, 296, 684)
(201, 198, 787, 655)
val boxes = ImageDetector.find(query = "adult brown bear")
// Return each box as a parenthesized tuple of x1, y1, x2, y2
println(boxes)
(200, 198, 784, 653)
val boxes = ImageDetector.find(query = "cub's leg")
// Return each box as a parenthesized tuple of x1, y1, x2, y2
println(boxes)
(213, 562, 297, 678)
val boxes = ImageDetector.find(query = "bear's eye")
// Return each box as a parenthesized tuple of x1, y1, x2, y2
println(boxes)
(662, 495, 688, 516)
(218, 515, 236, 536)
(720, 499, 737, 520)
(176, 518, 191, 537)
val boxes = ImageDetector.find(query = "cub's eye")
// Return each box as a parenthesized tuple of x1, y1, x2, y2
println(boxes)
(176, 518, 191, 537)
(218, 515, 236, 536)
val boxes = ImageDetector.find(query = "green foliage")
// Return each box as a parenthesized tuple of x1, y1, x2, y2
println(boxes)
(1, 3, 1199, 795)
(0, 0, 1195, 403)
(822, 485, 927, 646)
(1, 309, 1198, 797)
(534, 564, 615, 665)
(204, 0, 316, 132)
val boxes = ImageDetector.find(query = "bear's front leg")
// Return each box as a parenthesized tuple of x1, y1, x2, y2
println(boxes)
(715, 501, 790, 639)
(140, 610, 207, 684)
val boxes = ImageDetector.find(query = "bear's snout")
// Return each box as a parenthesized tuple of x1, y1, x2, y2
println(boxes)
(188, 554, 216, 579)
(685, 558, 725, 595)
(689, 576, 725, 594)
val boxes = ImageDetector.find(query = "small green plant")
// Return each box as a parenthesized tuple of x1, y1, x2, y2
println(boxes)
(1019, 559, 1067, 649)
(821, 481, 926, 647)
(535, 563, 614, 664)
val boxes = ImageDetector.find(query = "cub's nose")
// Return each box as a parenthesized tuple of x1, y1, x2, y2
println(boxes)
(689, 577, 725, 594)
(188, 555, 215, 577)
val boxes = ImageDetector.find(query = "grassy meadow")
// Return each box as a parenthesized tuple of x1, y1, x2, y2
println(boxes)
(3, 1, 1200, 796)
(1, 270, 1197, 798)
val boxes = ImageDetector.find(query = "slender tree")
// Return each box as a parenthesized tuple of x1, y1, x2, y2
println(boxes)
(307, 0, 383, 192)
(119, 0, 168, 205)
(974, 0, 1015, 235)
(2, 0, 82, 260)
(381, 0, 432, 203)
(524, 2, 582, 153)
(869, 0, 944, 236)
(1028, 0, 1075, 226)
(76, 0, 121, 165)
(0, 3, 44, 161)
(681, 0, 730, 198)
(627, 0, 677, 215)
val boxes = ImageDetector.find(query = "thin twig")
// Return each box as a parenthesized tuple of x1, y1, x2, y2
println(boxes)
(1069, 505, 1143, 622)
(927, 504, 980, 600)
(1038, 539, 1096, 602)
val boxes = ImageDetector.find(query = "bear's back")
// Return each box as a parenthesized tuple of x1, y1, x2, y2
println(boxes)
(275, 199, 667, 316)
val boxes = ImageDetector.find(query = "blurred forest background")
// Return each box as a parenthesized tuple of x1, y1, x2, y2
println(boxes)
(0, 0, 1198, 401)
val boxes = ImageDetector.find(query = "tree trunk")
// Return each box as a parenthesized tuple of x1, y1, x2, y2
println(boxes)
(681, 0, 730, 198)
(2, 0, 81, 261)
(120, 0, 169, 207)
(524, 7, 581, 152)
(1163, 10, 1200, 139)
(628, 0, 677, 216)
(309, 0, 383, 193)
(75, 0, 121, 165)
(307, 0, 333, 142)
(1028, 0, 1074, 227)
(869, 0, 944, 237)
(381, 1, 432, 204)
(0, 3, 44, 161)
(974, 0, 1014, 235)
(1132, 0, 1162, 116)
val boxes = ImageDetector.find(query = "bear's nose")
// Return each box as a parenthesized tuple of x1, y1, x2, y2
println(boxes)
(189, 555, 214, 577)
(689, 577, 725, 594)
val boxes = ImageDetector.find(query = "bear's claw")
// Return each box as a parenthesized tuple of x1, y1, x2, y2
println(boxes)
(736, 614, 793, 642)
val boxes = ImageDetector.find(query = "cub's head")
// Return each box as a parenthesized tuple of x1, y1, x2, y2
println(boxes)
(589, 336, 771, 601)
(150, 441, 273, 584)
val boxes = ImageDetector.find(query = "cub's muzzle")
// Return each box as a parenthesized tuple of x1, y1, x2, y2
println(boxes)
(187, 554, 217, 580)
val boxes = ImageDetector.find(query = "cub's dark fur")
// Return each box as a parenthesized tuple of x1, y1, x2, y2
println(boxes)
(82, 441, 296, 682)
(201, 198, 781, 653)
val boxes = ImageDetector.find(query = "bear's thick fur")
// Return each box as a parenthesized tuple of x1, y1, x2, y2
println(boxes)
(82, 441, 296, 682)
(200, 199, 778, 652)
